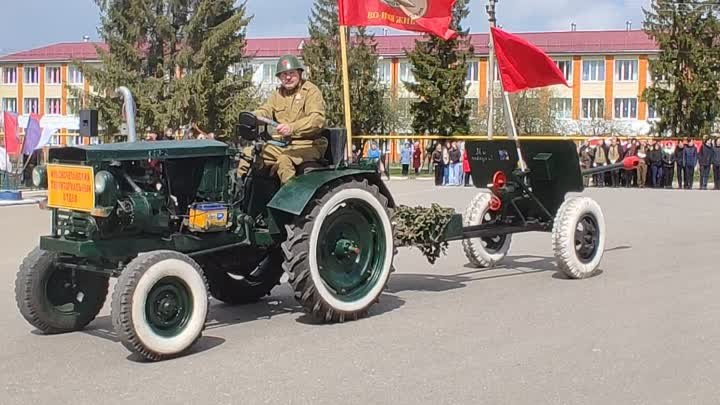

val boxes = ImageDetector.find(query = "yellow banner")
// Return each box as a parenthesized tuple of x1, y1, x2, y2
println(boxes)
(47, 164, 95, 212)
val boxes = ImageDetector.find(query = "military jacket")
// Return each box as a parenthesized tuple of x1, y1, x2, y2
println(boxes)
(254, 80, 326, 144)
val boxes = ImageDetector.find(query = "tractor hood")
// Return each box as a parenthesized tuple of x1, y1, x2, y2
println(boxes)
(48, 139, 231, 163)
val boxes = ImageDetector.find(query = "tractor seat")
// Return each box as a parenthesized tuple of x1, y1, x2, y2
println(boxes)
(296, 128, 347, 175)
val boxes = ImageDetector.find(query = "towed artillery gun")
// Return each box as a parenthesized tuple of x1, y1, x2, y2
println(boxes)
(15, 87, 637, 361)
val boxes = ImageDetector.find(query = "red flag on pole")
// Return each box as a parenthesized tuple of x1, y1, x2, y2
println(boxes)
(2, 111, 20, 154)
(490, 27, 569, 93)
(339, 0, 458, 40)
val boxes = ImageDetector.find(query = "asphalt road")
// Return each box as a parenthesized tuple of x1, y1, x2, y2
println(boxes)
(1, 181, 719, 405)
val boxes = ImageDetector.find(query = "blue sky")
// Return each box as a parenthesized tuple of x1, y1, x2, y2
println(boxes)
(0, 0, 650, 55)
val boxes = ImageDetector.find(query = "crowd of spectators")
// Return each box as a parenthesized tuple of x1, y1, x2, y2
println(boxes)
(579, 136, 720, 190)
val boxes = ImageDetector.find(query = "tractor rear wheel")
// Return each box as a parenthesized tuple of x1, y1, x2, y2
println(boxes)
(462, 192, 511, 268)
(111, 250, 209, 361)
(202, 248, 284, 305)
(552, 196, 606, 279)
(281, 178, 395, 323)
(15, 247, 109, 334)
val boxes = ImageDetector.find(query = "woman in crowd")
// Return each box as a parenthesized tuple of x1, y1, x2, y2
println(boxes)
(698, 137, 714, 190)
(674, 141, 685, 189)
(412, 141, 422, 176)
(432, 144, 444, 186)
(648, 143, 663, 188)
(636, 142, 648, 188)
(662, 143, 676, 189)
(400, 141, 412, 176)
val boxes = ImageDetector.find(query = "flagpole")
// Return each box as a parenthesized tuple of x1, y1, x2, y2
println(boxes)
(486, 0, 497, 140)
(339, 23, 354, 159)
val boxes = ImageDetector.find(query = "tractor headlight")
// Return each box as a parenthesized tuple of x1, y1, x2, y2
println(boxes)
(94, 171, 117, 195)
(32, 166, 47, 188)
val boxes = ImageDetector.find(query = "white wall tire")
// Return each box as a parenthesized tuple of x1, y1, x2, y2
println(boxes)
(111, 251, 209, 361)
(462, 192, 511, 268)
(281, 178, 395, 322)
(552, 197, 606, 279)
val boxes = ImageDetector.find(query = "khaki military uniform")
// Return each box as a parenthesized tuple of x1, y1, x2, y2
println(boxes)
(238, 80, 328, 184)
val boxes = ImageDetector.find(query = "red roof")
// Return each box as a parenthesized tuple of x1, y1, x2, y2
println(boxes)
(0, 30, 657, 63)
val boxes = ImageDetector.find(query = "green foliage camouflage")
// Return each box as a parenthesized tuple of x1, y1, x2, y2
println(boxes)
(392, 204, 456, 264)
(642, 0, 720, 136)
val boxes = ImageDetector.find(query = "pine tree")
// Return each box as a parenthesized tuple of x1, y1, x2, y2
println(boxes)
(405, 0, 474, 136)
(302, 0, 385, 141)
(642, 0, 720, 137)
(75, 0, 256, 138)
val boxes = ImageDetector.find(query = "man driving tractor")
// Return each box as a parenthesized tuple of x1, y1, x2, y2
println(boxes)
(238, 54, 328, 184)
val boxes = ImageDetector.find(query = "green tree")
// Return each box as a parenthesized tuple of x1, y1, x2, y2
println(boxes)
(405, 0, 474, 136)
(75, 0, 256, 138)
(642, 0, 720, 137)
(302, 0, 386, 142)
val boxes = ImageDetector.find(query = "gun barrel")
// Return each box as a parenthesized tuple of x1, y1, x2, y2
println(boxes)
(582, 161, 627, 177)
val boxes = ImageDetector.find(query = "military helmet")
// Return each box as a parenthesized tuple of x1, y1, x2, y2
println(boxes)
(276, 55, 304, 76)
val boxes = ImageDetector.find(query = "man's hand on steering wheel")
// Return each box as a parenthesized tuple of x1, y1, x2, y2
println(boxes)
(277, 124, 293, 137)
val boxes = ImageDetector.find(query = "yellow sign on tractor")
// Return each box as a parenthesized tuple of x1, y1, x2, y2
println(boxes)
(47, 164, 95, 212)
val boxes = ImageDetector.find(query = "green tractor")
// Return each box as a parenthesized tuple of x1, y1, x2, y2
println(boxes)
(18, 88, 396, 361)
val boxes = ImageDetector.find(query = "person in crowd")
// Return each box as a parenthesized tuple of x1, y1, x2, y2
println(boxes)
(712, 138, 720, 190)
(622, 139, 638, 187)
(579, 142, 593, 187)
(647, 143, 663, 188)
(607, 137, 621, 187)
(683, 137, 698, 189)
(412, 141, 422, 176)
(674, 141, 685, 189)
(462, 146, 472, 187)
(432, 143, 444, 186)
(442, 141, 450, 185)
(592, 142, 607, 187)
(449, 141, 462, 186)
(636, 142, 648, 188)
(661, 143, 675, 189)
(400, 141, 412, 176)
(698, 137, 714, 190)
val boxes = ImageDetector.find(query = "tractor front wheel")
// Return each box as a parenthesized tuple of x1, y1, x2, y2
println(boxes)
(111, 250, 209, 361)
(552, 197, 606, 279)
(15, 247, 109, 334)
(281, 178, 395, 323)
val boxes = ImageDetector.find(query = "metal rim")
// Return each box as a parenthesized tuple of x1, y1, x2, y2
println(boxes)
(144, 276, 194, 337)
(315, 198, 387, 303)
(43, 267, 100, 317)
(574, 214, 600, 264)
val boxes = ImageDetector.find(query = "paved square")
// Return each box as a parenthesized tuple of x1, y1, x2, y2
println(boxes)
(1, 182, 719, 404)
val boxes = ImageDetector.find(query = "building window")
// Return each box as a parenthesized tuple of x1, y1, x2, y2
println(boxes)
(2, 67, 17, 84)
(1, 97, 17, 112)
(399, 62, 415, 83)
(46, 67, 62, 84)
(24, 98, 39, 114)
(466, 61, 479, 82)
(582, 60, 604, 82)
(262, 63, 277, 83)
(46, 98, 62, 115)
(68, 66, 84, 84)
(581, 98, 604, 119)
(376, 62, 391, 84)
(648, 104, 659, 120)
(615, 59, 638, 81)
(24, 66, 39, 84)
(68, 98, 79, 115)
(551, 98, 572, 119)
(555, 60, 572, 82)
(614, 98, 637, 119)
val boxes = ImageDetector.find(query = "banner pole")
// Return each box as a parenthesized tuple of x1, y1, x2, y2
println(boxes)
(502, 90, 527, 172)
(339, 24, 354, 159)
(486, 0, 498, 140)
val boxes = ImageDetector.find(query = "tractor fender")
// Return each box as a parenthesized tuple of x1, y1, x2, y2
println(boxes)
(266, 169, 395, 217)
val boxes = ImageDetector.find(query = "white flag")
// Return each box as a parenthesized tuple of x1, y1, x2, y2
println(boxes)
(0, 146, 13, 173)
(35, 126, 58, 150)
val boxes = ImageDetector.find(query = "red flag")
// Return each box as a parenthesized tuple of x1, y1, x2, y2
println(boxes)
(2, 111, 20, 154)
(490, 27, 569, 93)
(339, 0, 458, 40)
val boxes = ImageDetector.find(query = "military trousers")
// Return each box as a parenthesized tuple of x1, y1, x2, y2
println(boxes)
(238, 138, 328, 184)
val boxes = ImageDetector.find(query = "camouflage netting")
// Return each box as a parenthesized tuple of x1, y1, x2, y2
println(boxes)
(392, 204, 457, 264)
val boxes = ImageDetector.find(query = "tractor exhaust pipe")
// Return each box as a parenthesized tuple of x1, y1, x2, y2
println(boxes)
(115, 86, 137, 142)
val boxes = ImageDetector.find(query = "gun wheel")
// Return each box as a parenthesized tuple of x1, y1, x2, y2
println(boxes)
(15, 247, 109, 334)
(462, 192, 511, 268)
(111, 251, 209, 361)
(281, 178, 395, 323)
(552, 197, 606, 279)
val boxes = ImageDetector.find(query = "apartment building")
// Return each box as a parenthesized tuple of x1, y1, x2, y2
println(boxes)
(0, 29, 659, 144)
